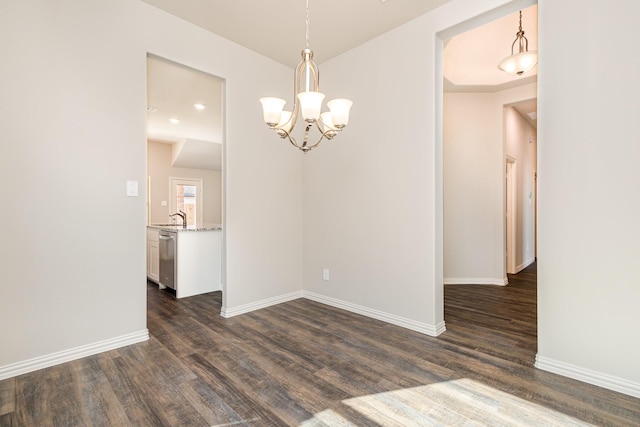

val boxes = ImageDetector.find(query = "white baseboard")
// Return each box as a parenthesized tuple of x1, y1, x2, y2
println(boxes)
(514, 257, 536, 274)
(535, 354, 640, 399)
(221, 291, 303, 318)
(303, 291, 446, 337)
(0, 329, 149, 381)
(0, 289, 449, 381)
(444, 277, 507, 286)
(221, 290, 445, 337)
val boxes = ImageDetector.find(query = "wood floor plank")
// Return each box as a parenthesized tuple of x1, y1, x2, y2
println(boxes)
(177, 377, 254, 427)
(0, 377, 14, 416)
(56, 355, 128, 427)
(14, 363, 90, 426)
(185, 352, 290, 426)
(1, 265, 639, 426)
(0, 413, 15, 427)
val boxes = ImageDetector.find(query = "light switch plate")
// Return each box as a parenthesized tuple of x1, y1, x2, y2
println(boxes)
(126, 180, 138, 197)
(161, 201, 168, 207)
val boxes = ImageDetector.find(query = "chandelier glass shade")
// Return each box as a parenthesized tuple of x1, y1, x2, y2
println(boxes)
(498, 10, 538, 76)
(259, 0, 352, 153)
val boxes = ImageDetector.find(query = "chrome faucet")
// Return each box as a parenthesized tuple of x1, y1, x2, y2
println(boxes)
(169, 210, 187, 228)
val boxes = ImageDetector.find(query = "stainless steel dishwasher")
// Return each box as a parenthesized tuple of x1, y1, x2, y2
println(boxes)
(158, 230, 176, 290)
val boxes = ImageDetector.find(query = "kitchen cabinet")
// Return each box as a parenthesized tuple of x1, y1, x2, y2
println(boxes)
(147, 225, 222, 298)
(147, 228, 160, 283)
(174, 230, 222, 298)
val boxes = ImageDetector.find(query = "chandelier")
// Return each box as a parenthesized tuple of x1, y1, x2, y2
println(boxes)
(259, 0, 353, 153)
(498, 10, 538, 76)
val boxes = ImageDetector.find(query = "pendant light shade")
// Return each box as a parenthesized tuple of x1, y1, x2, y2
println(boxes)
(327, 99, 353, 128)
(259, 97, 286, 126)
(499, 52, 538, 76)
(297, 91, 325, 122)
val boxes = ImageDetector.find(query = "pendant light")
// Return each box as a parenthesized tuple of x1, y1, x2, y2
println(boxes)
(498, 10, 538, 76)
(259, 0, 353, 153)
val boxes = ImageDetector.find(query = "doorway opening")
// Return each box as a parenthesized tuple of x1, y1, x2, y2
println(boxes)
(504, 99, 538, 275)
(437, 0, 538, 345)
(145, 54, 225, 307)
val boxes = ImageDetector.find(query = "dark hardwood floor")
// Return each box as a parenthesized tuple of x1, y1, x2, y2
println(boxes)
(1, 263, 639, 426)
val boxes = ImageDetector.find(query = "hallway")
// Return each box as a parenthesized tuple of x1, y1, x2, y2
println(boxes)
(443, 262, 537, 366)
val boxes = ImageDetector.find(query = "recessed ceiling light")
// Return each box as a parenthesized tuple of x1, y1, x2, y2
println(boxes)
(169, 118, 180, 124)
(194, 103, 206, 110)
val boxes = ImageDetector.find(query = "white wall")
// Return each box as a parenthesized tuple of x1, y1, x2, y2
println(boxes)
(536, 0, 640, 396)
(443, 92, 504, 284)
(147, 141, 222, 224)
(0, 0, 302, 375)
(302, 0, 520, 335)
(504, 106, 537, 270)
(308, 0, 640, 396)
(442, 85, 536, 285)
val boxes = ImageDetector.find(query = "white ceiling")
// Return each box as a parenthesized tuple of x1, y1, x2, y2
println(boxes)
(444, 5, 537, 88)
(146, 55, 223, 170)
(444, 4, 538, 126)
(141, 0, 455, 69)
(144, 1, 537, 170)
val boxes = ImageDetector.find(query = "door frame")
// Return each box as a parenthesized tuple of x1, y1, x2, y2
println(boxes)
(169, 177, 204, 227)
(506, 156, 517, 275)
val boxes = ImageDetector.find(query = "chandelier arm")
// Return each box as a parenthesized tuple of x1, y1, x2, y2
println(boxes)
(300, 136, 323, 152)
(276, 127, 303, 150)
(302, 123, 312, 148)
(301, 122, 329, 152)
(510, 36, 519, 56)
(282, 48, 320, 134)
(288, 135, 301, 150)
(296, 50, 319, 93)
(316, 118, 340, 139)
(511, 32, 530, 55)
(276, 120, 340, 153)
(283, 58, 306, 131)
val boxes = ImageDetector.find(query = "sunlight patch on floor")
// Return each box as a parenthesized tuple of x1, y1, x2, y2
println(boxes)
(302, 378, 594, 426)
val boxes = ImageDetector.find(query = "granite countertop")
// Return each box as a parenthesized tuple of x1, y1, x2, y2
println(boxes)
(147, 223, 222, 232)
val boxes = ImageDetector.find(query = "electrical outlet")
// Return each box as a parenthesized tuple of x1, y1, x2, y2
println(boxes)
(322, 268, 330, 281)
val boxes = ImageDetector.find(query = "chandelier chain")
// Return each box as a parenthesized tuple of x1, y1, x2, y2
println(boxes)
(305, 0, 310, 50)
(518, 10, 523, 33)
